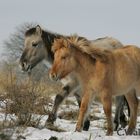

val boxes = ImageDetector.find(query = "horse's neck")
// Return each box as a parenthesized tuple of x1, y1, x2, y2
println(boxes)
(73, 48, 95, 82)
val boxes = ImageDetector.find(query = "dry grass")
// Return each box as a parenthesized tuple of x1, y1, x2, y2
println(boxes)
(0, 63, 62, 129)
(0, 63, 63, 139)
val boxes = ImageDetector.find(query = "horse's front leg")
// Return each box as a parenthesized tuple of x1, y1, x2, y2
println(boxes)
(74, 92, 90, 131)
(124, 91, 138, 135)
(75, 90, 92, 132)
(100, 89, 113, 136)
(46, 86, 70, 124)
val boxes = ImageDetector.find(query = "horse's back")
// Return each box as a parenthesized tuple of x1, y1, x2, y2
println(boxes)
(90, 37, 123, 49)
(114, 45, 140, 63)
(112, 45, 140, 94)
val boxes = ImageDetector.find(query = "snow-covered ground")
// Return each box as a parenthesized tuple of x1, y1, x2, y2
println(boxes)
(1, 96, 140, 140)
(11, 117, 140, 140)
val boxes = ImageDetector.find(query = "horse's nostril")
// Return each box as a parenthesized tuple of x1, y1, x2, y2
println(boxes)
(19, 60, 29, 71)
(52, 73, 56, 79)
(50, 73, 57, 81)
(21, 62, 26, 69)
(22, 62, 24, 67)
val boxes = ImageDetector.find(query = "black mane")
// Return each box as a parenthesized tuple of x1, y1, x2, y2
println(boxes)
(41, 30, 64, 63)
(25, 27, 36, 36)
(25, 27, 86, 63)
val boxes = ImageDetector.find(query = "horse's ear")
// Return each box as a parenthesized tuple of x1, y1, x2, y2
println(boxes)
(36, 25, 42, 36)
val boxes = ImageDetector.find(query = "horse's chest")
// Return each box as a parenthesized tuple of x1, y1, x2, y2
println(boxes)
(60, 76, 72, 86)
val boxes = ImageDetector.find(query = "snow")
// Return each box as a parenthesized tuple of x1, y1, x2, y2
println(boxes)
(11, 119, 140, 140)
(1, 96, 140, 140)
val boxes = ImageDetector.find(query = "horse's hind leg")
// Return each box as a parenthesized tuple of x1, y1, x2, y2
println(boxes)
(124, 90, 138, 135)
(120, 95, 130, 128)
(114, 95, 127, 131)
(46, 86, 70, 124)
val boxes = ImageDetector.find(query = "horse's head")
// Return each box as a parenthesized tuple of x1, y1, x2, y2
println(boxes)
(49, 38, 77, 81)
(19, 25, 47, 72)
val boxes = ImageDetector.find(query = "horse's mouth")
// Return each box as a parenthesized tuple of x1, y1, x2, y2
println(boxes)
(25, 65, 32, 72)
(20, 63, 33, 73)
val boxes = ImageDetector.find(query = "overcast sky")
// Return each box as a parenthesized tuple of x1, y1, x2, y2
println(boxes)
(0, 0, 140, 56)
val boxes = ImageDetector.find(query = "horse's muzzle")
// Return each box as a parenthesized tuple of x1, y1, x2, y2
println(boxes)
(49, 72, 59, 81)
(19, 61, 32, 73)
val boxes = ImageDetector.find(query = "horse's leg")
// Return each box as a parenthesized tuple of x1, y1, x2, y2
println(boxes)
(126, 96, 130, 117)
(46, 85, 70, 124)
(124, 91, 138, 135)
(100, 89, 113, 136)
(74, 92, 90, 131)
(75, 90, 92, 132)
(120, 95, 131, 128)
(114, 95, 126, 131)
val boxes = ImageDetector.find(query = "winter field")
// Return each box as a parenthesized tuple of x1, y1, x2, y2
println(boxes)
(0, 0, 140, 139)
(1, 95, 140, 140)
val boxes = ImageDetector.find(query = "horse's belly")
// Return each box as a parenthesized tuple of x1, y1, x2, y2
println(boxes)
(113, 88, 133, 96)
(113, 69, 138, 95)
(113, 78, 137, 96)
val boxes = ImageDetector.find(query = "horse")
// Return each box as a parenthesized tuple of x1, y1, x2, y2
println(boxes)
(19, 25, 129, 131)
(49, 36, 139, 135)
(114, 95, 130, 130)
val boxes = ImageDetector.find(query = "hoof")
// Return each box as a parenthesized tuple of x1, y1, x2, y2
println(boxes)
(106, 128, 113, 136)
(120, 121, 128, 129)
(106, 131, 113, 136)
(83, 120, 90, 131)
(45, 120, 53, 127)
(48, 136, 58, 140)
(120, 115, 128, 128)
(113, 123, 119, 131)
(126, 128, 134, 135)
(75, 127, 82, 132)
(75, 129, 82, 132)
(46, 113, 57, 124)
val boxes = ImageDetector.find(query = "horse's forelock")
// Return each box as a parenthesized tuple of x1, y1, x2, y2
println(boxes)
(52, 39, 63, 52)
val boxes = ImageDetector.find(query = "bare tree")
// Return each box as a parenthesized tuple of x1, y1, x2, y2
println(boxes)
(2, 22, 55, 82)
(3, 22, 37, 61)
(2, 22, 63, 84)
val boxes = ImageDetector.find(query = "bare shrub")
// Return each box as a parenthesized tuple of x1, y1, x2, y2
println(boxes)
(3, 22, 37, 61)
(0, 63, 61, 128)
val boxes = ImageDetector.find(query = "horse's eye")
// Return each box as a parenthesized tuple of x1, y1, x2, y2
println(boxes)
(32, 42, 38, 47)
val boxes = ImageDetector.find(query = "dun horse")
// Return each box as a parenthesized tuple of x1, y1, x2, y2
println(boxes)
(20, 25, 130, 131)
(49, 36, 139, 135)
